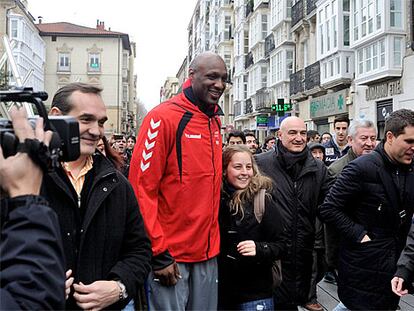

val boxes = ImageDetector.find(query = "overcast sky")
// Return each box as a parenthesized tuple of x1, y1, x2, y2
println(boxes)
(29, 0, 196, 110)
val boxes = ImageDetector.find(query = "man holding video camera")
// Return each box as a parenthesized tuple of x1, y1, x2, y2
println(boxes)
(0, 106, 66, 310)
(41, 82, 151, 310)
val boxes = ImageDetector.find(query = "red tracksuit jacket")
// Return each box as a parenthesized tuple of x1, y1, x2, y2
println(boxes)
(129, 88, 222, 262)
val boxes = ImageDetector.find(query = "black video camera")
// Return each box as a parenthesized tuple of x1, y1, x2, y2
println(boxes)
(0, 87, 80, 165)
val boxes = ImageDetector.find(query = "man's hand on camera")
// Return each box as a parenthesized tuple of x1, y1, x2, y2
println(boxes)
(0, 107, 52, 197)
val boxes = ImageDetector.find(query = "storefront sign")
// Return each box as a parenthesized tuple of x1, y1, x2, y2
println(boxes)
(310, 90, 347, 118)
(365, 79, 403, 101)
(256, 115, 269, 129)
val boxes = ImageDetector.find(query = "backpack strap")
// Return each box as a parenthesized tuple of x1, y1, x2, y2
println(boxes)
(254, 189, 267, 223)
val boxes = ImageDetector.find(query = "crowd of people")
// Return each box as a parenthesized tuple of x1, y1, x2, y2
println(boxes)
(1, 52, 414, 311)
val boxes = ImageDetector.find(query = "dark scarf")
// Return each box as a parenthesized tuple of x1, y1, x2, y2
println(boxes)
(276, 139, 309, 179)
(183, 81, 223, 118)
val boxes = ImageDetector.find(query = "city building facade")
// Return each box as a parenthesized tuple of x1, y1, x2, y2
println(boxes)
(175, 0, 414, 142)
(37, 20, 137, 134)
(1, 0, 45, 91)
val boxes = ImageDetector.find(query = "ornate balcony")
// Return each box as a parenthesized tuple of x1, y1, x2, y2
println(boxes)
(234, 101, 242, 117)
(306, 0, 317, 15)
(291, 0, 304, 27)
(290, 69, 304, 95)
(245, 0, 254, 18)
(244, 98, 253, 114)
(245, 52, 254, 69)
(304, 61, 320, 91)
(265, 33, 275, 57)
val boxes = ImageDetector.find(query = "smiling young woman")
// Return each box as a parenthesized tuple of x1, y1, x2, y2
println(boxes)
(218, 145, 286, 310)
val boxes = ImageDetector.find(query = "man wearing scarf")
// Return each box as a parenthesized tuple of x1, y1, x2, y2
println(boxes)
(256, 116, 331, 310)
(129, 52, 227, 310)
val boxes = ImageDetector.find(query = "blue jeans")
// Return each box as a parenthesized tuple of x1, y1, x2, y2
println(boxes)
(122, 299, 134, 311)
(238, 297, 273, 310)
(333, 302, 350, 311)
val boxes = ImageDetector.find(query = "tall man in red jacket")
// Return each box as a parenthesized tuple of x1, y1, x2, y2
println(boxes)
(129, 52, 227, 310)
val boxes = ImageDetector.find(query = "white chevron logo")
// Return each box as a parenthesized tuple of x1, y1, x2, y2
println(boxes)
(147, 129, 158, 140)
(145, 139, 155, 150)
(140, 161, 150, 172)
(150, 118, 161, 129)
(142, 150, 153, 161)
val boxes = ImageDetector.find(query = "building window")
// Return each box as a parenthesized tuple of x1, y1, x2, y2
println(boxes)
(89, 53, 100, 71)
(326, 21, 330, 51)
(393, 37, 402, 67)
(122, 53, 128, 69)
(390, 0, 402, 28)
(336, 57, 340, 74)
(344, 15, 350, 46)
(330, 60, 334, 76)
(11, 19, 18, 38)
(353, 10, 359, 41)
(286, 50, 293, 78)
(261, 66, 267, 88)
(319, 24, 324, 54)
(380, 39, 385, 67)
(277, 51, 282, 82)
(58, 53, 70, 72)
(333, 15, 337, 48)
(365, 46, 372, 72)
(345, 56, 350, 73)
(343, 0, 350, 11)
(261, 14, 268, 40)
(358, 49, 363, 74)
(303, 41, 308, 67)
(122, 85, 128, 102)
(287, 0, 292, 18)
(372, 43, 378, 70)
(375, 0, 381, 29)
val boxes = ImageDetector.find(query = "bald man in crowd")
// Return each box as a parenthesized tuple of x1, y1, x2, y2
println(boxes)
(129, 52, 227, 310)
(256, 116, 331, 310)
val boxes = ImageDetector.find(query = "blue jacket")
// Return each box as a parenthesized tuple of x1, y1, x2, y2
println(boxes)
(323, 138, 350, 166)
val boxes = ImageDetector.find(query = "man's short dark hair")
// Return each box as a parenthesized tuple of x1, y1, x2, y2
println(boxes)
(334, 115, 350, 127)
(264, 135, 276, 145)
(227, 130, 246, 144)
(127, 135, 136, 143)
(384, 109, 414, 140)
(307, 130, 320, 142)
(244, 131, 256, 139)
(51, 82, 103, 114)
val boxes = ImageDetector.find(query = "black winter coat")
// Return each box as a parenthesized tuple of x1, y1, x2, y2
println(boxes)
(0, 195, 65, 310)
(319, 143, 414, 310)
(256, 148, 330, 305)
(41, 153, 152, 310)
(218, 189, 286, 309)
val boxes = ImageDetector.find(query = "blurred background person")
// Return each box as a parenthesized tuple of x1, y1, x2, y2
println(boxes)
(227, 130, 246, 146)
(320, 132, 332, 144)
(262, 135, 276, 153)
(245, 132, 261, 154)
(307, 130, 321, 143)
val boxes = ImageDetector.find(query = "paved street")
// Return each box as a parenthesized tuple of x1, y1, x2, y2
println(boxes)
(300, 281, 414, 311)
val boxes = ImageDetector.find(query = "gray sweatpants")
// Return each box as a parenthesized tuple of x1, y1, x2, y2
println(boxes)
(147, 257, 218, 311)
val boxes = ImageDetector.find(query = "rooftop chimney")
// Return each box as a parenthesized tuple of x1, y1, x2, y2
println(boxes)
(97, 21, 105, 31)
(38, 16, 43, 24)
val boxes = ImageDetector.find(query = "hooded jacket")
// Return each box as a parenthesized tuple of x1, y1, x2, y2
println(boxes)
(129, 80, 223, 265)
